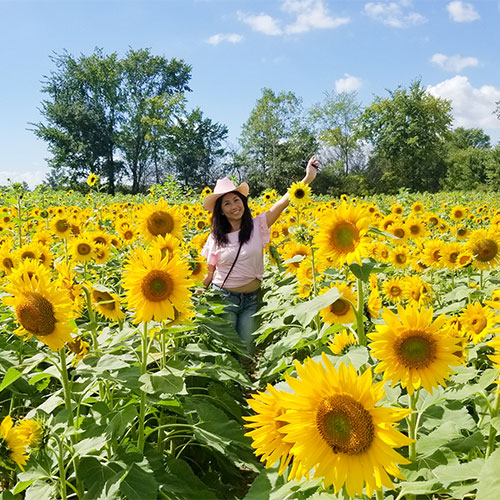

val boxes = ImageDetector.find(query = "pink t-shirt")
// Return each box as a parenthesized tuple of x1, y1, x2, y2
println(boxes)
(201, 212, 270, 289)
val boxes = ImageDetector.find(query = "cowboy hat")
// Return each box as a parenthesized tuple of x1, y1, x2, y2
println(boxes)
(203, 178, 249, 212)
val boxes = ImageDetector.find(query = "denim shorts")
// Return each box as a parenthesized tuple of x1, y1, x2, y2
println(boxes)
(211, 284, 260, 355)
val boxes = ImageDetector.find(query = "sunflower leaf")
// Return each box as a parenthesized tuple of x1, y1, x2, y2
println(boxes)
(476, 447, 500, 500)
(284, 287, 342, 326)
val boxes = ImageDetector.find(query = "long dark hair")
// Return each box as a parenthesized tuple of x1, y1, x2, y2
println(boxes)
(212, 191, 253, 246)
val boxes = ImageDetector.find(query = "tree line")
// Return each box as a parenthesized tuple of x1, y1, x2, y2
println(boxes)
(33, 48, 500, 195)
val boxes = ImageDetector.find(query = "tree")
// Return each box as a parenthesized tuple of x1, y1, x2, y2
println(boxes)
(447, 127, 491, 150)
(164, 108, 229, 189)
(360, 80, 453, 192)
(308, 91, 365, 174)
(239, 88, 317, 193)
(33, 48, 192, 193)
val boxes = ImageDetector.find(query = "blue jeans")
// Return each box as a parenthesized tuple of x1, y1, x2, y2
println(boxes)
(211, 284, 259, 356)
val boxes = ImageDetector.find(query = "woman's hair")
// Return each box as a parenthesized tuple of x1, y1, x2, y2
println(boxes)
(212, 191, 253, 246)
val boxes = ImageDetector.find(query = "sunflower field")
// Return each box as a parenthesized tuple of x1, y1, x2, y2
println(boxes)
(1, 178, 500, 500)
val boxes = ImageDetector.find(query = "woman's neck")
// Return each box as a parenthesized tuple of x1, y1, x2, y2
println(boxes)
(229, 220, 241, 232)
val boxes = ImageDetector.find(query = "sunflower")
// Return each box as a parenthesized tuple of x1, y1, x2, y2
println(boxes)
(411, 201, 424, 214)
(390, 245, 411, 270)
(278, 357, 412, 497)
(150, 233, 181, 261)
(320, 283, 357, 325)
(69, 236, 96, 263)
(281, 242, 312, 274)
(50, 216, 72, 239)
(468, 229, 500, 270)
(0, 416, 28, 469)
(288, 181, 311, 206)
(314, 201, 371, 268)
(420, 239, 445, 269)
(368, 287, 382, 318)
(440, 241, 463, 270)
(389, 222, 408, 241)
(0, 243, 17, 275)
(369, 304, 461, 395)
(402, 275, 433, 307)
(2, 261, 76, 350)
(455, 226, 470, 240)
(139, 199, 183, 242)
(122, 247, 193, 323)
(16, 419, 43, 449)
(459, 302, 499, 344)
(187, 255, 208, 283)
(67, 336, 91, 365)
(92, 286, 125, 321)
(390, 203, 404, 215)
(87, 173, 99, 186)
(329, 329, 358, 354)
(406, 217, 427, 239)
(450, 205, 467, 222)
(244, 384, 306, 479)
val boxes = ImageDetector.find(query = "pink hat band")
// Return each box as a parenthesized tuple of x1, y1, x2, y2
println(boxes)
(203, 177, 249, 212)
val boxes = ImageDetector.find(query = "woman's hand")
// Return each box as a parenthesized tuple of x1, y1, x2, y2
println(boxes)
(303, 155, 319, 185)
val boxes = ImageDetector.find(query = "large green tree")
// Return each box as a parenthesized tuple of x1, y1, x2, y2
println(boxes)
(33, 48, 192, 194)
(308, 90, 365, 174)
(239, 88, 317, 193)
(360, 80, 453, 192)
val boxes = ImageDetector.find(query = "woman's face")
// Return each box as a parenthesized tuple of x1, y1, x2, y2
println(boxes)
(221, 192, 244, 223)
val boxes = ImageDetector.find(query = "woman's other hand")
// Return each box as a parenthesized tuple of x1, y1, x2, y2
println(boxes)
(303, 155, 319, 185)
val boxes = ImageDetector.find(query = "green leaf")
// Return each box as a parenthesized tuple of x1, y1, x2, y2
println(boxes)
(416, 421, 461, 457)
(476, 447, 500, 500)
(433, 458, 483, 487)
(284, 287, 341, 326)
(25, 482, 57, 500)
(119, 461, 158, 500)
(0, 367, 22, 392)
(349, 259, 376, 282)
(159, 458, 217, 500)
(74, 435, 109, 456)
(329, 346, 369, 370)
(395, 480, 442, 500)
(139, 370, 185, 397)
(106, 406, 137, 439)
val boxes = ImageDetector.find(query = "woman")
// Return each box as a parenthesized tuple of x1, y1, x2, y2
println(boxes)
(202, 156, 318, 355)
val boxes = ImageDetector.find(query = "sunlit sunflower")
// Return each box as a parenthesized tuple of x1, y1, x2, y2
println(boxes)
(66, 336, 91, 365)
(450, 204, 467, 222)
(282, 242, 312, 274)
(389, 222, 408, 242)
(406, 217, 427, 239)
(402, 275, 433, 307)
(288, 181, 311, 206)
(13, 243, 41, 263)
(381, 278, 404, 303)
(2, 262, 76, 350)
(0, 416, 28, 469)
(139, 199, 183, 242)
(454, 226, 470, 240)
(244, 384, 307, 480)
(54, 260, 85, 314)
(150, 233, 181, 261)
(369, 304, 462, 395)
(16, 419, 43, 449)
(390, 245, 411, 270)
(278, 357, 412, 497)
(314, 201, 371, 268)
(411, 201, 424, 214)
(188, 255, 208, 283)
(201, 186, 212, 198)
(329, 329, 358, 355)
(390, 203, 404, 215)
(440, 241, 464, 270)
(122, 247, 193, 323)
(87, 173, 99, 187)
(93, 244, 110, 265)
(69, 236, 96, 263)
(0, 243, 17, 275)
(320, 283, 357, 325)
(420, 239, 445, 269)
(459, 302, 499, 344)
(368, 287, 382, 318)
(50, 216, 72, 239)
(91, 286, 125, 321)
(468, 229, 500, 270)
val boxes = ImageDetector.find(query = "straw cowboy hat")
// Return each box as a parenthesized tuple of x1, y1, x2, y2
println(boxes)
(203, 178, 249, 212)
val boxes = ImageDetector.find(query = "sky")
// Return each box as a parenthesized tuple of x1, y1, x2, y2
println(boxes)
(1, 0, 500, 187)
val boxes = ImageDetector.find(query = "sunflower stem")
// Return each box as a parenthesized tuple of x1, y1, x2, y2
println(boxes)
(16, 193, 23, 248)
(407, 390, 419, 463)
(375, 490, 384, 500)
(137, 321, 149, 453)
(59, 348, 74, 427)
(356, 277, 366, 346)
(486, 392, 500, 458)
(55, 434, 68, 500)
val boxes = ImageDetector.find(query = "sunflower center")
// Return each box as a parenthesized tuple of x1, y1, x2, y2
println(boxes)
(473, 238, 498, 262)
(390, 286, 402, 296)
(470, 316, 487, 334)
(3, 257, 14, 269)
(396, 332, 437, 368)
(21, 251, 36, 260)
(330, 298, 351, 317)
(409, 224, 420, 235)
(449, 252, 458, 263)
(147, 211, 174, 237)
(94, 236, 107, 245)
(15, 291, 56, 336)
(77, 243, 91, 256)
(394, 228, 405, 238)
(294, 189, 305, 199)
(55, 219, 70, 233)
(395, 253, 407, 264)
(141, 270, 173, 302)
(316, 394, 374, 455)
(93, 291, 116, 311)
(331, 222, 360, 252)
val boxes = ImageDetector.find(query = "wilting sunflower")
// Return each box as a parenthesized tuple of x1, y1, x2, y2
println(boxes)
(468, 229, 500, 270)
(122, 247, 193, 323)
(91, 286, 125, 321)
(244, 384, 306, 480)
(459, 302, 499, 344)
(0, 416, 28, 469)
(314, 201, 371, 268)
(320, 283, 357, 325)
(288, 181, 311, 206)
(2, 261, 75, 350)
(278, 357, 412, 498)
(369, 304, 461, 395)
(329, 329, 358, 354)
(139, 199, 183, 242)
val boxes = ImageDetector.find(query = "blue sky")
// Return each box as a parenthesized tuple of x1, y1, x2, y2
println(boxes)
(1, 0, 500, 187)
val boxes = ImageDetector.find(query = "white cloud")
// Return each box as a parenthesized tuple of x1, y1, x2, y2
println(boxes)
(427, 76, 500, 130)
(238, 0, 349, 36)
(282, 0, 350, 34)
(335, 74, 362, 93)
(431, 53, 479, 73)
(364, 1, 426, 28)
(237, 11, 283, 35)
(206, 33, 244, 45)
(0, 168, 48, 189)
(447, 1, 480, 22)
